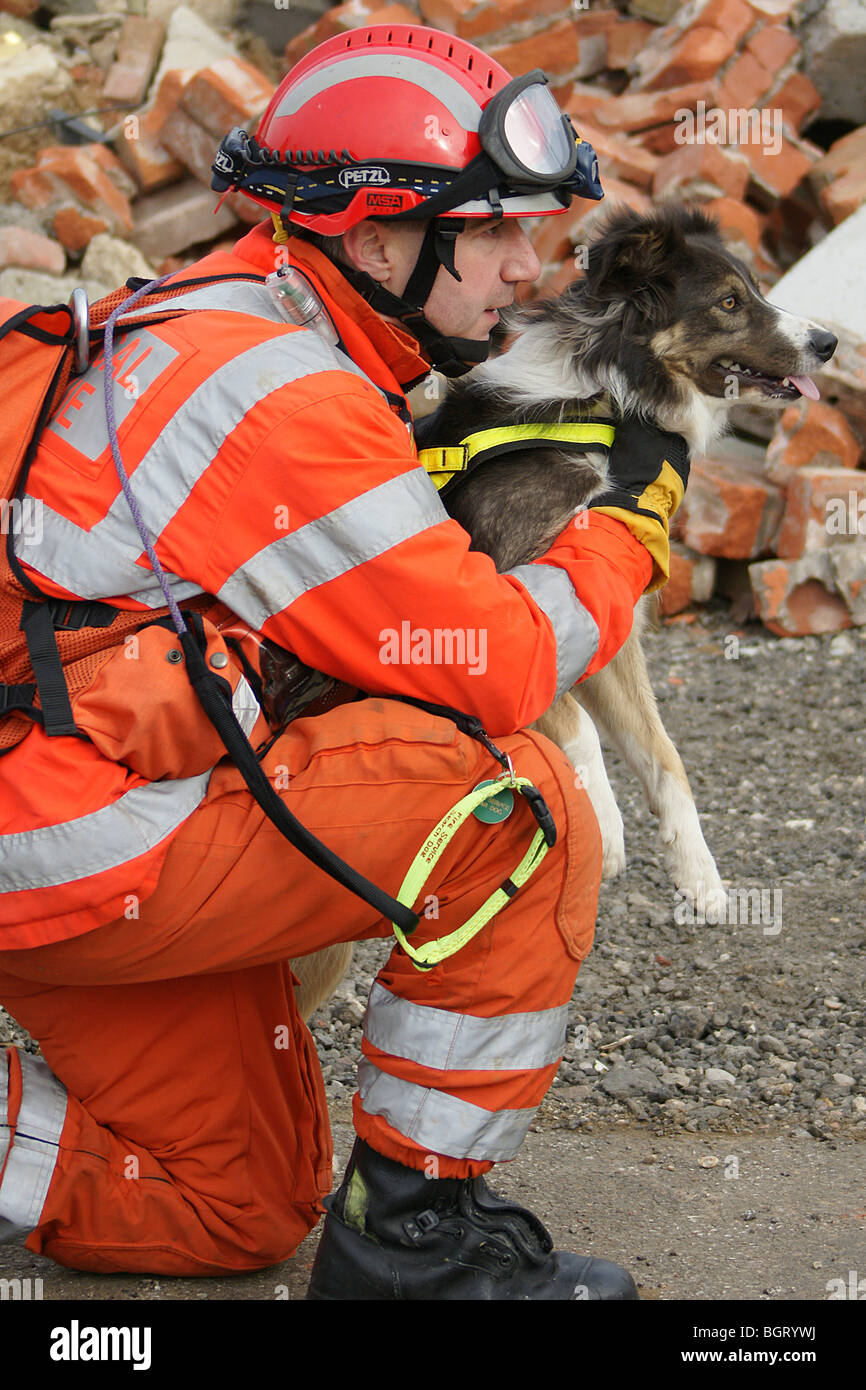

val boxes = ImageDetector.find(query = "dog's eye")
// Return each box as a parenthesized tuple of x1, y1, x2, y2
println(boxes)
(720, 294, 738, 311)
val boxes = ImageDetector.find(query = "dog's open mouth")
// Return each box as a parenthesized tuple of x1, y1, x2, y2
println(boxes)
(713, 360, 820, 401)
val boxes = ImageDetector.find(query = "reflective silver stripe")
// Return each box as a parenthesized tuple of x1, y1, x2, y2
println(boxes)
(275, 54, 484, 131)
(357, 1058, 535, 1162)
(219, 467, 448, 630)
(0, 679, 255, 893)
(0, 1053, 67, 1229)
(0, 770, 212, 892)
(363, 982, 568, 1072)
(505, 561, 600, 698)
(119, 281, 287, 325)
(22, 331, 380, 604)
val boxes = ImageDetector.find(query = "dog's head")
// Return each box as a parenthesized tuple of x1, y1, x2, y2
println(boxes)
(496, 204, 837, 446)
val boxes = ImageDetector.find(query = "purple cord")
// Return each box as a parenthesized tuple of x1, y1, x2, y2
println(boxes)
(102, 274, 189, 635)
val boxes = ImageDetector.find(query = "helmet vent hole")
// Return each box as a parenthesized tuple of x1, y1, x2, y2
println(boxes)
(467, 55, 473, 69)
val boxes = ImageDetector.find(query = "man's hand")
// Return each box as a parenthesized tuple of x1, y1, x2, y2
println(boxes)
(589, 416, 690, 592)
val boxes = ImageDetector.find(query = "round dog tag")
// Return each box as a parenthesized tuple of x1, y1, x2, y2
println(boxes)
(472, 779, 515, 824)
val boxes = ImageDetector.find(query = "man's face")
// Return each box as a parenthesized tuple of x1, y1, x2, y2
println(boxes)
(350, 217, 543, 340)
(419, 218, 543, 340)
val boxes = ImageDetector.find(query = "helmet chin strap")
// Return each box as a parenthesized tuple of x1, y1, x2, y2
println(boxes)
(336, 217, 492, 378)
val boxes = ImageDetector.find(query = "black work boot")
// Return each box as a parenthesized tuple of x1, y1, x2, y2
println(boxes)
(306, 1139, 639, 1301)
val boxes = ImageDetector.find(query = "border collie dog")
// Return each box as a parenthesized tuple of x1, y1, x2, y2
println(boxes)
(416, 204, 836, 899)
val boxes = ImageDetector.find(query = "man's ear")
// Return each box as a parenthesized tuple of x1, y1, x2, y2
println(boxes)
(342, 219, 394, 283)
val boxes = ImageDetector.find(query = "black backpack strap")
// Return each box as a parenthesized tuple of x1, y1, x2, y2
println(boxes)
(179, 613, 421, 935)
(19, 600, 78, 737)
(16, 597, 118, 738)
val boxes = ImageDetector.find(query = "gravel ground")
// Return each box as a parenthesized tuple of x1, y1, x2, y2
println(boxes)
(308, 603, 866, 1142)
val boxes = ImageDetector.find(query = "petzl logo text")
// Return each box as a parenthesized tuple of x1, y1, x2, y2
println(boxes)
(339, 166, 390, 187)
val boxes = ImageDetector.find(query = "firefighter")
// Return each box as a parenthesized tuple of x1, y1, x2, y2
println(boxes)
(0, 24, 687, 1299)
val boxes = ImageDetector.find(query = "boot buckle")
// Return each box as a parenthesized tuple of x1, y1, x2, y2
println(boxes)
(403, 1209, 439, 1243)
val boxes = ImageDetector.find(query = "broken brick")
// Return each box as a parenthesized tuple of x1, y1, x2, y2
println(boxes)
(774, 468, 866, 558)
(180, 57, 275, 142)
(0, 225, 65, 275)
(658, 541, 717, 616)
(567, 81, 715, 135)
(765, 399, 863, 485)
(52, 207, 110, 255)
(113, 69, 192, 194)
(702, 196, 765, 256)
(489, 21, 603, 81)
(717, 50, 775, 111)
(633, 27, 739, 93)
(160, 106, 260, 224)
(417, 0, 572, 42)
(749, 550, 853, 636)
(767, 71, 822, 135)
(738, 129, 819, 204)
(11, 145, 134, 240)
(743, 22, 800, 74)
(652, 141, 751, 202)
(679, 455, 785, 559)
(131, 177, 240, 260)
(606, 18, 655, 70)
(102, 16, 166, 108)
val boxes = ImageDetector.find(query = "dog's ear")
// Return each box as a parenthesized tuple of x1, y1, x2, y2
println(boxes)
(587, 212, 682, 303)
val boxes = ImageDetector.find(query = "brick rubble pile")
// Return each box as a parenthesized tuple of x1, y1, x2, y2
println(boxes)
(0, 0, 864, 635)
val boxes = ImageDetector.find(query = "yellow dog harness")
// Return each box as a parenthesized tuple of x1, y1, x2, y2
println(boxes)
(417, 420, 616, 495)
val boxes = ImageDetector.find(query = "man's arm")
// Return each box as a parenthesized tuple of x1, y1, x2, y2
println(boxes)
(195, 384, 652, 737)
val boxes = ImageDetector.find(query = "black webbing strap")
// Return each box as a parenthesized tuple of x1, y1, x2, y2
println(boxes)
(20, 601, 78, 737)
(178, 613, 421, 934)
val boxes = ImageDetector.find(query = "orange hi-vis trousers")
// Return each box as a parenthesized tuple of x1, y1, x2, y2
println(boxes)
(0, 698, 601, 1276)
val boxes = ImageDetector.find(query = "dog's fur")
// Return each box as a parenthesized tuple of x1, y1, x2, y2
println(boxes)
(291, 204, 837, 1018)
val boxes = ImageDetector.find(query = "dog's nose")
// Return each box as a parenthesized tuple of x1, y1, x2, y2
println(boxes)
(809, 328, 837, 362)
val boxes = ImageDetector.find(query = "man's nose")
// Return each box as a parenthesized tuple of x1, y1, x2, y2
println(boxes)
(503, 222, 541, 283)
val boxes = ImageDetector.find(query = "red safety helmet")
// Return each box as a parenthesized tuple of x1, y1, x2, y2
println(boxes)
(211, 23, 604, 373)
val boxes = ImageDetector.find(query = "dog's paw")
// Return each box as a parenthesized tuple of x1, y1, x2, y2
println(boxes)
(661, 835, 723, 904)
(654, 773, 723, 901)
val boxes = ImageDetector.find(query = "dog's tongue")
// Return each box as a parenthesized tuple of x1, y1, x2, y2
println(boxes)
(789, 374, 820, 401)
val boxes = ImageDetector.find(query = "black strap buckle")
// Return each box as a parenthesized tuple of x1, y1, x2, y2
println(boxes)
(0, 683, 38, 716)
(45, 597, 118, 631)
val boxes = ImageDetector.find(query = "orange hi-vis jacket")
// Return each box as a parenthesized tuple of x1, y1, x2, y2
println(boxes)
(0, 224, 651, 950)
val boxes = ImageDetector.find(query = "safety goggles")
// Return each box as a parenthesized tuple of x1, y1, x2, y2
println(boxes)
(480, 70, 585, 190)
(416, 70, 603, 217)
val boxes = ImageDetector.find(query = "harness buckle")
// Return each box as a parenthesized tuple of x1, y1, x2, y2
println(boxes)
(45, 598, 118, 631)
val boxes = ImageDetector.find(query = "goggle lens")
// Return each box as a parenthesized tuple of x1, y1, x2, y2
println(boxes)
(502, 82, 574, 177)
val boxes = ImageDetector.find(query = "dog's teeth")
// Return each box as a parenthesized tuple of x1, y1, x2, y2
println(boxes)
(782, 377, 791, 386)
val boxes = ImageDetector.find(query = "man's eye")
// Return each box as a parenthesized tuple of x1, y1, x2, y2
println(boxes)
(720, 294, 738, 311)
